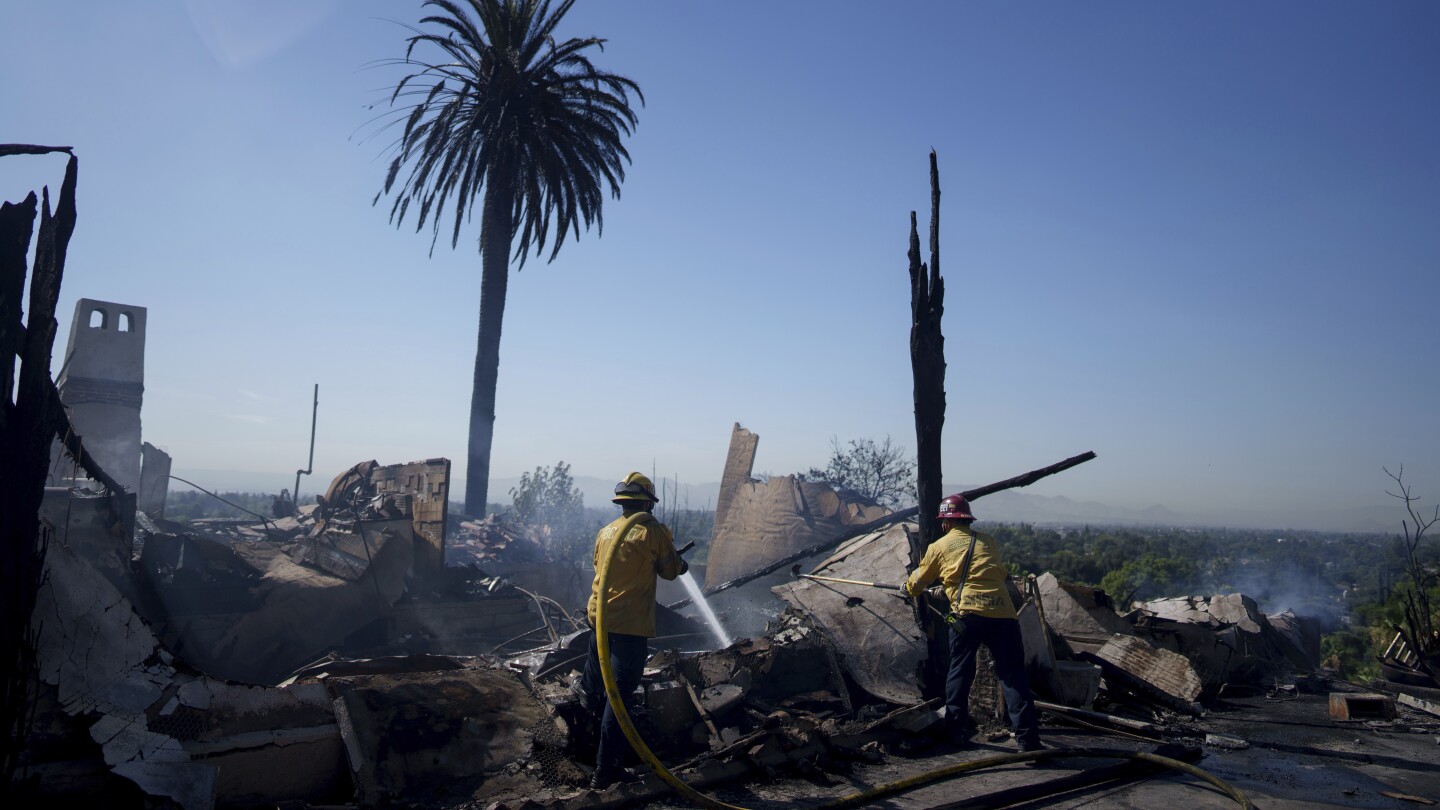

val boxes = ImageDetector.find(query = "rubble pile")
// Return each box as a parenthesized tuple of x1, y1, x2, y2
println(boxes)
(529, 610, 968, 809)
(28, 481, 1440, 810)
(503, 523, 1344, 805)
(134, 493, 419, 684)
(183, 513, 308, 544)
(29, 540, 349, 808)
(20, 446, 1422, 809)
(16, 168, 1430, 806)
(1133, 593, 1323, 689)
(447, 513, 549, 568)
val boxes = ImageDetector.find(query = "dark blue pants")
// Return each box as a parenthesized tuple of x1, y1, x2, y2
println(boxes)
(580, 630, 648, 778)
(945, 613, 1040, 745)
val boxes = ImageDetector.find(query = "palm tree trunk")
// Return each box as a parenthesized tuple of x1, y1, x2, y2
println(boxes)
(465, 173, 515, 516)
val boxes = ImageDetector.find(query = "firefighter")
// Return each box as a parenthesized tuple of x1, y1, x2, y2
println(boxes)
(580, 472, 688, 790)
(905, 494, 1042, 751)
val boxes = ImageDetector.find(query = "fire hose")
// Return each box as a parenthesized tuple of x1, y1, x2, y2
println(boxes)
(593, 512, 1255, 809)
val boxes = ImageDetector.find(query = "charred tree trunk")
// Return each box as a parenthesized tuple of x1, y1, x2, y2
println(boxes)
(0, 193, 38, 422)
(0, 151, 77, 794)
(464, 169, 516, 517)
(909, 151, 946, 544)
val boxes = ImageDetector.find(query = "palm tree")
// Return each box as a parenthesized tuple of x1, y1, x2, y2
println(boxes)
(373, 0, 642, 516)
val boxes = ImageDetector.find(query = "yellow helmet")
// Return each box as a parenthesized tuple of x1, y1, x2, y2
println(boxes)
(612, 472, 659, 504)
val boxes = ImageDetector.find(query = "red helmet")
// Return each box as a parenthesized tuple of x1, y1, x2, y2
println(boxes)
(936, 494, 975, 521)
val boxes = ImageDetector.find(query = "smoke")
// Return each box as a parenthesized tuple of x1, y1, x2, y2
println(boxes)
(1211, 556, 1345, 628)
(700, 570, 795, 641)
(678, 548, 843, 643)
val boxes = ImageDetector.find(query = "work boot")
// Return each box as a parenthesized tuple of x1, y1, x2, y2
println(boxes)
(1016, 737, 1047, 766)
(589, 766, 642, 791)
(945, 722, 978, 748)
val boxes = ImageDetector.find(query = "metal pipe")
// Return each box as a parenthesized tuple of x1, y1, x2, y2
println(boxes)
(790, 566, 902, 591)
(293, 383, 318, 508)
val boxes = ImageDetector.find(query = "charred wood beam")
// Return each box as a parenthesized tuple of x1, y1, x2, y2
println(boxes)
(667, 450, 1097, 609)
(678, 673, 723, 743)
(0, 144, 74, 157)
(1034, 699, 1163, 734)
(962, 450, 1097, 502)
(909, 151, 946, 545)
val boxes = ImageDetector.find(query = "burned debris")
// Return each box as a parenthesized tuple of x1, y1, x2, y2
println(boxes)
(15, 425, 1440, 809)
(6, 147, 1435, 810)
(703, 423, 891, 591)
(5, 288, 1435, 809)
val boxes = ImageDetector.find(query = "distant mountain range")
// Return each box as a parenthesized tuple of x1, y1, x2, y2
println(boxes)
(515, 475, 1401, 535)
(171, 468, 1400, 535)
(955, 488, 1400, 535)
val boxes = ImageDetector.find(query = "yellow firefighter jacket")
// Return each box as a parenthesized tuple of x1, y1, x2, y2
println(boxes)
(905, 525, 1017, 620)
(586, 511, 685, 638)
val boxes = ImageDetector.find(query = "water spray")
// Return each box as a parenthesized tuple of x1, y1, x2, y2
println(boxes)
(670, 538, 730, 648)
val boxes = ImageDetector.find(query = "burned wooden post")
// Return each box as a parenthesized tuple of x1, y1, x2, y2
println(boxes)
(0, 146, 77, 794)
(0, 193, 38, 420)
(909, 151, 946, 544)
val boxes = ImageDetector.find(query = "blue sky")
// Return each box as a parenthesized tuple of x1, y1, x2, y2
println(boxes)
(3, 1, 1437, 524)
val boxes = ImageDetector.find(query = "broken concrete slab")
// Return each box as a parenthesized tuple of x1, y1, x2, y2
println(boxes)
(699, 683, 747, 717)
(1084, 633, 1203, 715)
(32, 536, 347, 809)
(287, 515, 413, 583)
(39, 486, 139, 601)
(136, 513, 415, 684)
(1035, 572, 1136, 652)
(645, 680, 700, 740)
(326, 664, 550, 807)
(1140, 593, 1264, 632)
(34, 542, 168, 719)
(771, 524, 926, 705)
(1396, 692, 1440, 719)
(701, 625, 840, 708)
(1204, 732, 1250, 750)
(1135, 594, 1320, 688)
